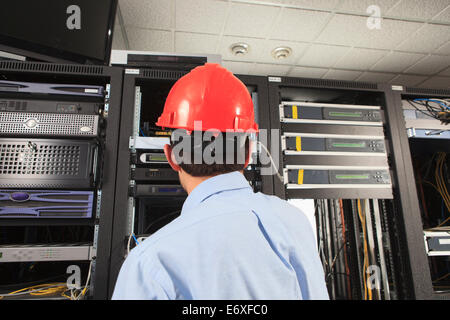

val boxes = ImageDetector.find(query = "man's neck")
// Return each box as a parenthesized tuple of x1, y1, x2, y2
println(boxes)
(182, 174, 212, 195)
(180, 170, 244, 195)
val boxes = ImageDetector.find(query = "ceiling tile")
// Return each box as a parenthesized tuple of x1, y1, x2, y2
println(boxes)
(336, 0, 400, 14)
(256, 40, 309, 65)
(356, 72, 396, 83)
(389, 74, 428, 86)
(115, 11, 120, 27)
(120, 0, 174, 29)
(316, 14, 422, 50)
(297, 44, 351, 68)
(396, 24, 450, 54)
(126, 27, 173, 52)
(386, 0, 450, 20)
(404, 55, 450, 75)
(224, 2, 280, 38)
(175, 32, 219, 54)
(433, 5, 450, 22)
(252, 0, 340, 10)
(322, 69, 363, 81)
(281, 0, 340, 10)
(436, 42, 450, 55)
(270, 8, 331, 42)
(252, 63, 291, 76)
(287, 66, 328, 78)
(417, 76, 450, 89)
(370, 51, 426, 72)
(219, 36, 266, 62)
(222, 60, 254, 75)
(176, 0, 228, 34)
(112, 25, 126, 50)
(333, 48, 388, 70)
(439, 67, 450, 76)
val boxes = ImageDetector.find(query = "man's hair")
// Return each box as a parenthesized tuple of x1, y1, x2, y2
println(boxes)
(170, 131, 250, 177)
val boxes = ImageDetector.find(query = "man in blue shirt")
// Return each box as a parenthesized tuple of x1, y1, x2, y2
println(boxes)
(112, 64, 329, 300)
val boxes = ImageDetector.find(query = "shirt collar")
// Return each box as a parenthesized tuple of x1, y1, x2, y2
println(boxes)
(181, 171, 252, 213)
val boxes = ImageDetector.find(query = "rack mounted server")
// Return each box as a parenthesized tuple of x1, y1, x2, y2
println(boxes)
(0, 190, 94, 219)
(278, 100, 392, 198)
(0, 138, 97, 189)
(0, 80, 104, 97)
(0, 80, 104, 137)
(0, 111, 99, 137)
(424, 231, 450, 256)
(284, 165, 391, 189)
(282, 133, 386, 156)
(280, 102, 383, 126)
(0, 243, 94, 262)
(0, 98, 101, 137)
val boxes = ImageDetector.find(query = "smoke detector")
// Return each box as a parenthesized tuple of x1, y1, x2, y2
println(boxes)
(230, 43, 249, 56)
(272, 47, 292, 60)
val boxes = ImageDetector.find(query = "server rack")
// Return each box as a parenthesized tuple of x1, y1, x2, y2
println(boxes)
(108, 68, 272, 298)
(388, 85, 450, 300)
(0, 61, 123, 300)
(267, 76, 433, 299)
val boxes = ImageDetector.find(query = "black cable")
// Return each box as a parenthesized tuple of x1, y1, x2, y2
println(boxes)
(407, 100, 439, 120)
(325, 241, 347, 282)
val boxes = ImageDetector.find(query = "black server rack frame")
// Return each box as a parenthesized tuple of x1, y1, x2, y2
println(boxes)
(108, 68, 273, 298)
(267, 75, 433, 300)
(388, 85, 450, 300)
(0, 61, 123, 300)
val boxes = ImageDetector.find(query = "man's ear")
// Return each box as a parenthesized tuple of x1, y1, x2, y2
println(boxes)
(243, 140, 253, 168)
(164, 144, 181, 172)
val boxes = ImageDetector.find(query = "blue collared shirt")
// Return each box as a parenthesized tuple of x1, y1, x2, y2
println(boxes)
(112, 171, 329, 300)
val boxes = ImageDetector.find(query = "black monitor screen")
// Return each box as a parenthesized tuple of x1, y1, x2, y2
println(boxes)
(0, 0, 117, 65)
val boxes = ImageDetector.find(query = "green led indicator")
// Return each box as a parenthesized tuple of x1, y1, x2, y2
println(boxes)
(329, 111, 362, 118)
(336, 175, 369, 180)
(150, 155, 167, 161)
(332, 142, 366, 148)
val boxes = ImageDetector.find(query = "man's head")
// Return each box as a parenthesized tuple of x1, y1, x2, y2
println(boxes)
(163, 130, 252, 193)
(156, 63, 258, 193)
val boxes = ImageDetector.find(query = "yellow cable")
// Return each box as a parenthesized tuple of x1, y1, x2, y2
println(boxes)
(358, 199, 370, 300)
(423, 153, 450, 229)
(438, 154, 450, 206)
(435, 153, 450, 227)
(424, 181, 450, 214)
(61, 290, 72, 300)
(3, 283, 67, 298)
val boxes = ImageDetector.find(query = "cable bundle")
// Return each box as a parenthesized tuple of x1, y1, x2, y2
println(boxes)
(0, 283, 68, 299)
(407, 98, 450, 125)
(423, 153, 450, 231)
(357, 199, 372, 300)
(434, 153, 450, 228)
(0, 260, 93, 300)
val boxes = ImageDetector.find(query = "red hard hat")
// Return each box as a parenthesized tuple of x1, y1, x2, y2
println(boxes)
(156, 63, 258, 133)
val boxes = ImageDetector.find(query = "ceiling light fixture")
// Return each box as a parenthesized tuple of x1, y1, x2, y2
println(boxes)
(272, 47, 292, 60)
(230, 43, 250, 56)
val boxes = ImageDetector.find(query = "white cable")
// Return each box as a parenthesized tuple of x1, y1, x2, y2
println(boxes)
(429, 98, 450, 107)
(74, 260, 93, 300)
(257, 140, 284, 183)
(137, 236, 148, 243)
(126, 233, 133, 255)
